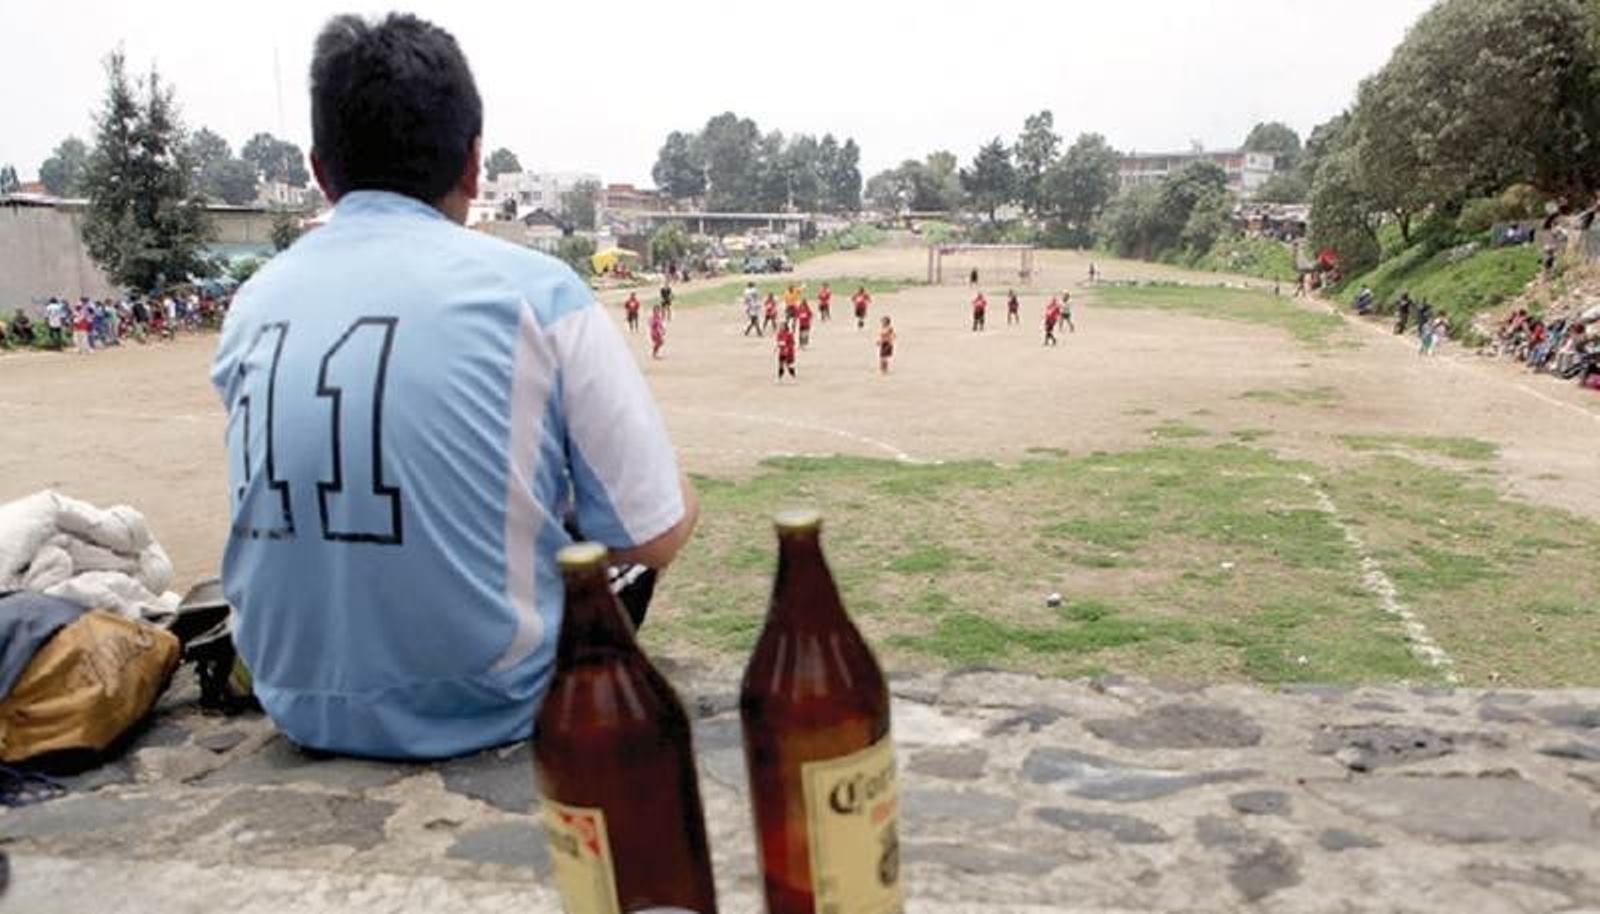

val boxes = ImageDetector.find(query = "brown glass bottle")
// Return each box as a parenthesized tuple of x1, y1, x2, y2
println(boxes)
(534, 542, 719, 914)
(740, 510, 902, 914)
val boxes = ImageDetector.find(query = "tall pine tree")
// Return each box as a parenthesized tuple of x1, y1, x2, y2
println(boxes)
(81, 51, 212, 292)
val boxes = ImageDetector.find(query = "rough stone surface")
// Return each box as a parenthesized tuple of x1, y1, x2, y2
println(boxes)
(436, 743, 537, 814)
(1227, 839, 1302, 901)
(1084, 703, 1263, 749)
(1310, 724, 1458, 771)
(1541, 705, 1600, 730)
(6, 671, 1600, 913)
(1317, 828, 1382, 852)
(200, 736, 408, 792)
(905, 842, 1059, 876)
(1023, 746, 1258, 801)
(1228, 790, 1291, 816)
(1034, 807, 1171, 844)
(908, 747, 988, 781)
(446, 822, 552, 876)
(1308, 776, 1598, 843)
(1541, 741, 1600, 762)
(902, 788, 1019, 829)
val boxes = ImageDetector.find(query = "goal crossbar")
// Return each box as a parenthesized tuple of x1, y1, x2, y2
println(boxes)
(928, 244, 1038, 285)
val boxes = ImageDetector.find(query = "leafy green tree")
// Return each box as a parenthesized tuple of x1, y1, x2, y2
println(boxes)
(753, 130, 790, 211)
(651, 131, 705, 200)
(229, 256, 265, 284)
(0, 165, 18, 194)
(241, 132, 309, 188)
(271, 210, 302, 251)
(484, 147, 521, 181)
(1013, 110, 1061, 215)
(960, 139, 1016, 224)
(1180, 187, 1232, 254)
(81, 51, 212, 291)
(1242, 121, 1302, 173)
(556, 234, 596, 276)
(1254, 171, 1310, 203)
(830, 138, 863, 212)
(1309, 145, 1382, 273)
(649, 221, 691, 266)
(1297, 112, 1350, 188)
(1099, 184, 1164, 259)
(40, 136, 90, 196)
(209, 158, 260, 205)
(1039, 133, 1120, 245)
(187, 127, 231, 174)
(560, 179, 600, 231)
(700, 112, 762, 211)
(923, 151, 962, 211)
(784, 134, 822, 211)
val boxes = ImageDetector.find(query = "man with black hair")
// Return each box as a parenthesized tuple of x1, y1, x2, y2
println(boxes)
(210, 13, 696, 760)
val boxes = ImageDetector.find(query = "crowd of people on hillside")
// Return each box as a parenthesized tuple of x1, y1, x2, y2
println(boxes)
(0, 292, 230, 353)
(1492, 307, 1600, 388)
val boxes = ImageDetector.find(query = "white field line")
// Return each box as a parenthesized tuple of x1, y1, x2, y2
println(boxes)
(1296, 472, 1459, 684)
(678, 406, 938, 465)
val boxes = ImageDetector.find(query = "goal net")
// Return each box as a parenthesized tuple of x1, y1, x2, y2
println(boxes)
(928, 244, 1038, 286)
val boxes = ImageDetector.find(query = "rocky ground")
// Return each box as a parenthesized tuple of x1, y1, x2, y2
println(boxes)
(3, 663, 1598, 913)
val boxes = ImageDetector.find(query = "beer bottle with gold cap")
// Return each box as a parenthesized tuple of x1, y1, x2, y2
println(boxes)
(534, 542, 719, 914)
(740, 510, 902, 914)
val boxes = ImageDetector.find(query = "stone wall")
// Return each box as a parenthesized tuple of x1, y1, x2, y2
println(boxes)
(3, 665, 1598, 913)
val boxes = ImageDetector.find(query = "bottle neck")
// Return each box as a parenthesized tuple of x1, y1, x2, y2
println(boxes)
(770, 528, 846, 627)
(556, 564, 637, 664)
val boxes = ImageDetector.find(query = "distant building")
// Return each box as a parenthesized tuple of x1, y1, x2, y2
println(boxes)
(1119, 149, 1276, 198)
(479, 170, 601, 221)
(603, 183, 662, 214)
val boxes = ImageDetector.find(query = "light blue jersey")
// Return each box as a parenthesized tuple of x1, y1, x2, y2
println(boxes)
(211, 191, 682, 759)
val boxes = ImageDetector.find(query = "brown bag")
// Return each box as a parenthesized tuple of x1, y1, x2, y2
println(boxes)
(0, 610, 180, 763)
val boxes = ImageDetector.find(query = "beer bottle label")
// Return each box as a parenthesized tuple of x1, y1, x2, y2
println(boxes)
(542, 799, 621, 914)
(800, 735, 903, 914)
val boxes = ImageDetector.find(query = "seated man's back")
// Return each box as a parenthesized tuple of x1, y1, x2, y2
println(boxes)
(210, 12, 690, 759)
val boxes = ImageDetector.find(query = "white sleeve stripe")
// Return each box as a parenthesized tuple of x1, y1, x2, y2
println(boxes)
(490, 303, 556, 673)
(552, 304, 682, 546)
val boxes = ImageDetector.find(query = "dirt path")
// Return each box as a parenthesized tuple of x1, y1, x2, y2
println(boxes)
(2, 244, 1596, 594)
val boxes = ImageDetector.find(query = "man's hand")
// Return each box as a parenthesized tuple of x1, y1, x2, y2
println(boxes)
(611, 472, 699, 569)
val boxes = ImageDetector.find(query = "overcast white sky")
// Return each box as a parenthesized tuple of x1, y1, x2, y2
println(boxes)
(3, 0, 1434, 187)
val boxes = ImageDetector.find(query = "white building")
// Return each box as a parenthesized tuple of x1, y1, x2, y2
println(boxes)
(477, 170, 602, 222)
(1118, 150, 1277, 198)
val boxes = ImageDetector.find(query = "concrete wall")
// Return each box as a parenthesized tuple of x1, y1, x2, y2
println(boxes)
(0, 203, 280, 309)
(0, 203, 118, 307)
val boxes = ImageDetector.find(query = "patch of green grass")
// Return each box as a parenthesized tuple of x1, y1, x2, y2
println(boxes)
(1338, 243, 1539, 333)
(1025, 447, 1069, 458)
(1149, 421, 1209, 440)
(1188, 234, 1298, 283)
(888, 543, 964, 574)
(1094, 283, 1348, 348)
(1239, 386, 1343, 408)
(671, 277, 915, 310)
(791, 225, 888, 263)
(1231, 429, 1274, 443)
(1339, 435, 1500, 462)
(648, 439, 1600, 688)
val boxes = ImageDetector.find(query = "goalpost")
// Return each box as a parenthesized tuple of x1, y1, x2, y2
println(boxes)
(928, 244, 1038, 286)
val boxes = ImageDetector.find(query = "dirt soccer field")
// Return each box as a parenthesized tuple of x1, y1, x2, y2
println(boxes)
(3, 241, 1597, 687)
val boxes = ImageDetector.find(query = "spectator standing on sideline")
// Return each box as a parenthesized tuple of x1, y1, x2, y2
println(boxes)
(742, 282, 761, 336)
(210, 12, 695, 761)
(1394, 292, 1413, 335)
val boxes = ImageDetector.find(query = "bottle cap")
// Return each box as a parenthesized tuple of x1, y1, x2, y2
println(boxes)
(556, 542, 609, 571)
(773, 508, 822, 533)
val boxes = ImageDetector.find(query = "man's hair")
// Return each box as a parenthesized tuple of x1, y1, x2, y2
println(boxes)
(310, 13, 482, 202)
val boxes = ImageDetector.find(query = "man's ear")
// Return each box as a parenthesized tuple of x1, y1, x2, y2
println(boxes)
(460, 136, 482, 201)
(311, 151, 339, 204)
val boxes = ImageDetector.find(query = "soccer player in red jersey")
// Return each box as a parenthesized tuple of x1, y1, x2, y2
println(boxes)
(649, 305, 666, 358)
(817, 283, 833, 321)
(762, 293, 779, 333)
(796, 299, 814, 348)
(971, 292, 988, 332)
(1006, 290, 1020, 325)
(775, 322, 797, 380)
(1043, 297, 1062, 347)
(623, 291, 641, 332)
(877, 316, 896, 374)
(853, 286, 872, 329)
